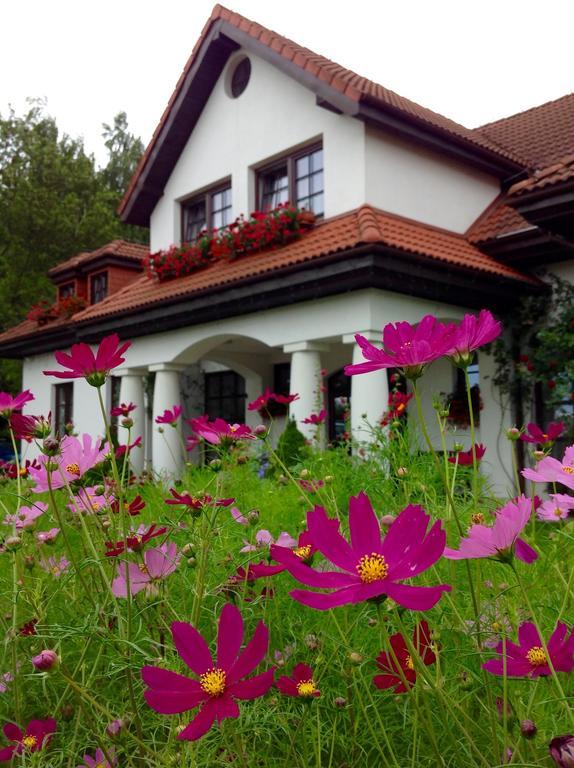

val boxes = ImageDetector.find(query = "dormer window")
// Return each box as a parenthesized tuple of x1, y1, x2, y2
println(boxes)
(58, 282, 75, 301)
(258, 144, 324, 216)
(182, 183, 232, 243)
(90, 272, 108, 304)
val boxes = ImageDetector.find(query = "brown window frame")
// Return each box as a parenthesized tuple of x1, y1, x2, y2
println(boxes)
(90, 271, 108, 305)
(54, 382, 73, 434)
(181, 181, 232, 244)
(58, 282, 76, 301)
(256, 142, 324, 216)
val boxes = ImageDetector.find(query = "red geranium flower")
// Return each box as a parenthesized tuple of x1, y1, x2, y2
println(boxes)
(0, 718, 56, 761)
(276, 663, 320, 698)
(520, 422, 565, 446)
(43, 333, 131, 387)
(374, 621, 436, 693)
(483, 621, 574, 678)
(271, 492, 450, 611)
(141, 603, 274, 741)
(448, 444, 486, 465)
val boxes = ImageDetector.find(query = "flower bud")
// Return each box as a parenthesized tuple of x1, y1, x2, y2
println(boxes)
(300, 469, 310, 479)
(506, 427, 521, 441)
(61, 704, 75, 721)
(396, 467, 408, 477)
(181, 543, 194, 556)
(254, 424, 267, 437)
(236, 455, 248, 465)
(101, 519, 111, 530)
(324, 475, 334, 484)
(453, 442, 464, 453)
(32, 649, 59, 672)
(533, 450, 545, 461)
(304, 634, 319, 651)
(247, 509, 260, 524)
(42, 436, 61, 456)
(348, 651, 363, 665)
(391, 420, 402, 428)
(549, 735, 574, 766)
(157, 426, 164, 434)
(334, 696, 347, 708)
(520, 719, 537, 739)
(121, 417, 134, 429)
(5, 536, 22, 551)
(106, 718, 124, 737)
(209, 459, 222, 471)
(277, 475, 288, 486)
(380, 515, 395, 527)
(186, 557, 197, 568)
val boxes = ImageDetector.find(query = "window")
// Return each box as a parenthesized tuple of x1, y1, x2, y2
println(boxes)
(230, 57, 251, 98)
(90, 272, 108, 304)
(258, 145, 324, 216)
(205, 371, 245, 424)
(273, 363, 291, 396)
(54, 383, 73, 434)
(182, 184, 232, 243)
(58, 282, 75, 300)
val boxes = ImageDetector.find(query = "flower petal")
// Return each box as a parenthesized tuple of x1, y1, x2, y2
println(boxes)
(227, 620, 268, 683)
(217, 603, 244, 670)
(307, 505, 356, 571)
(348, 492, 382, 556)
(177, 701, 217, 741)
(229, 669, 275, 700)
(383, 581, 451, 611)
(171, 622, 213, 676)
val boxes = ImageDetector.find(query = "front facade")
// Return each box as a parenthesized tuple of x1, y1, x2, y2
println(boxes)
(1, 6, 573, 493)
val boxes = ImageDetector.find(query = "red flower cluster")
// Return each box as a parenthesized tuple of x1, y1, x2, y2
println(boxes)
(146, 205, 316, 282)
(27, 295, 87, 326)
(380, 391, 412, 427)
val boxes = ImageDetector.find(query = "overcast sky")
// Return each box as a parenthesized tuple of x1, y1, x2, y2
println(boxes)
(2, 0, 573, 166)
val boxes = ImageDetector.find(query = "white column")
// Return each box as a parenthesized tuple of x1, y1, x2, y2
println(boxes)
(149, 364, 186, 479)
(283, 342, 328, 440)
(343, 332, 389, 443)
(116, 368, 146, 475)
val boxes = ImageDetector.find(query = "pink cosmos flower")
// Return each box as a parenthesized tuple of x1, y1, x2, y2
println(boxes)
(189, 415, 255, 445)
(112, 542, 179, 597)
(0, 718, 57, 761)
(483, 621, 574, 678)
(186, 435, 200, 452)
(444, 495, 537, 564)
(36, 528, 60, 545)
(537, 494, 574, 522)
(521, 422, 565, 446)
(10, 412, 51, 441)
(155, 405, 182, 425)
(240, 530, 297, 553)
(276, 663, 320, 698)
(271, 492, 450, 611)
(68, 487, 112, 516)
(230, 507, 249, 525)
(141, 603, 274, 741)
(43, 333, 131, 387)
(522, 445, 574, 491)
(448, 444, 486, 465)
(344, 315, 453, 380)
(30, 434, 107, 492)
(445, 310, 502, 366)
(115, 436, 142, 459)
(111, 402, 136, 418)
(77, 747, 116, 768)
(302, 409, 326, 425)
(248, 389, 299, 411)
(0, 390, 34, 418)
(40, 556, 71, 578)
(3, 502, 47, 530)
(0, 672, 14, 695)
(245, 527, 329, 581)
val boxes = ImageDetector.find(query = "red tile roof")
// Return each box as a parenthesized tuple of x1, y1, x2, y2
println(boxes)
(467, 200, 535, 244)
(48, 240, 148, 276)
(476, 94, 574, 170)
(508, 153, 574, 197)
(119, 5, 521, 221)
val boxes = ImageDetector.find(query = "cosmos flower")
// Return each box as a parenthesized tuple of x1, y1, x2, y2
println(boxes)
(39, 556, 71, 578)
(276, 663, 320, 698)
(155, 406, 182, 425)
(141, 603, 274, 741)
(0, 390, 35, 418)
(537, 494, 574, 522)
(10, 412, 51, 441)
(3, 502, 47, 530)
(549, 735, 574, 767)
(248, 388, 299, 411)
(240, 530, 297, 554)
(483, 621, 574, 678)
(0, 719, 57, 761)
(43, 334, 131, 387)
(111, 402, 136, 418)
(112, 542, 179, 598)
(301, 409, 326, 425)
(68, 487, 112, 516)
(344, 315, 453, 380)
(448, 444, 486, 465)
(522, 445, 574, 491)
(189, 415, 255, 445)
(111, 495, 145, 517)
(77, 747, 116, 768)
(380, 391, 412, 427)
(105, 524, 168, 557)
(444, 495, 537, 564)
(373, 621, 436, 693)
(230, 507, 249, 525)
(165, 489, 234, 513)
(271, 492, 450, 611)
(30, 434, 108, 493)
(445, 310, 502, 367)
(520, 422, 565, 446)
(36, 528, 60, 545)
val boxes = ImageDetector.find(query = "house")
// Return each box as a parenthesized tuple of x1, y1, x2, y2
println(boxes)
(0, 5, 572, 492)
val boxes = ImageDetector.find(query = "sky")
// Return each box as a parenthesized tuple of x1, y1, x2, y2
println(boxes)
(2, 0, 573, 166)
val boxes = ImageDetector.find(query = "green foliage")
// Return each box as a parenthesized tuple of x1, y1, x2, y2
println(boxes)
(275, 417, 309, 468)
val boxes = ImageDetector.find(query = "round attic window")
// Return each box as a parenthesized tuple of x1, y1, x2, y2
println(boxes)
(229, 57, 251, 98)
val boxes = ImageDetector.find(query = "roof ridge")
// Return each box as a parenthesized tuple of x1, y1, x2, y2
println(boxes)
(356, 205, 384, 242)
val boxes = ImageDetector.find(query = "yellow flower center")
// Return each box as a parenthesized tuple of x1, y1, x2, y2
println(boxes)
(542, 434, 549, 441)
(21, 735, 37, 749)
(296, 679, 318, 697)
(405, 655, 415, 671)
(471, 513, 485, 525)
(294, 545, 312, 561)
(491, 621, 502, 632)
(229, 425, 239, 433)
(396, 403, 405, 413)
(356, 553, 388, 583)
(92, 501, 101, 511)
(138, 564, 150, 575)
(563, 466, 574, 474)
(18, 468, 28, 477)
(51, 567, 60, 575)
(554, 507, 563, 517)
(526, 646, 547, 667)
(65, 463, 81, 476)
(199, 668, 227, 697)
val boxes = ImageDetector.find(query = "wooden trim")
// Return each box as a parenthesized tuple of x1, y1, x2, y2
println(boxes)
(90, 270, 108, 305)
(256, 141, 323, 211)
(180, 178, 232, 243)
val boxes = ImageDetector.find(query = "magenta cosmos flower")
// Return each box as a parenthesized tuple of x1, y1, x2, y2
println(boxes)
(445, 495, 537, 564)
(141, 603, 274, 741)
(112, 542, 179, 597)
(521, 422, 565, 446)
(3, 502, 47, 530)
(0, 390, 34, 418)
(483, 621, 574, 678)
(111, 402, 136, 418)
(344, 315, 453, 380)
(302, 409, 326, 425)
(30, 434, 107, 492)
(77, 747, 116, 768)
(549, 735, 574, 767)
(276, 663, 320, 698)
(43, 333, 131, 387)
(271, 492, 450, 611)
(448, 444, 486, 466)
(189, 415, 255, 445)
(445, 310, 502, 367)
(0, 718, 57, 761)
(10, 412, 50, 441)
(155, 405, 182, 425)
(523, 445, 574, 491)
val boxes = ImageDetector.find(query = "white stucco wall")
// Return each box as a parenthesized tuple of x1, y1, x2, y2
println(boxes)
(364, 127, 500, 233)
(149, 49, 366, 251)
(545, 259, 574, 283)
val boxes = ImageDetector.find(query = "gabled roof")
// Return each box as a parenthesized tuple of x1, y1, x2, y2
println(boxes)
(119, 4, 524, 226)
(49, 240, 148, 278)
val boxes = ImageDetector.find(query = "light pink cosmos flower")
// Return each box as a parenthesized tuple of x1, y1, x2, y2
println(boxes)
(40, 556, 71, 578)
(155, 406, 182, 425)
(522, 445, 574, 491)
(0, 390, 34, 418)
(3, 502, 47, 530)
(77, 746, 116, 768)
(68, 487, 113, 516)
(444, 495, 538, 564)
(240, 530, 297, 553)
(43, 333, 131, 388)
(189, 415, 255, 445)
(112, 542, 179, 598)
(30, 434, 108, 492)
(230, 507, 249, 526)
(537, 494, 574, 522)
(0, 672, 14, 694)
(36, 528, 60, 545)
(445, 310, 502, 366)
(344, 315, 454, 380)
